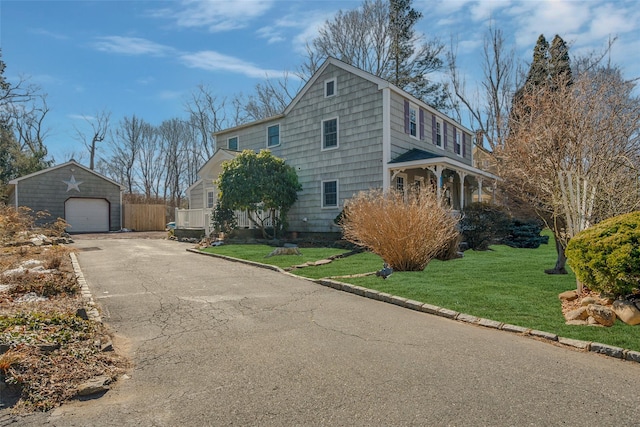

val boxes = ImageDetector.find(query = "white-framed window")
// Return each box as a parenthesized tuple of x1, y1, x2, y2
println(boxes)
(267, 124, 280, 147)
(409, 105, 418, 138)
(322, 179, 339, 208)
(435, 120, 443, 148)
(395, 173, 408, 193)
(455, 129, 462, 156)
(325, 78, 336, 98)
(207, 191, 215, 208)
(321, 117, 339, 150)
(228, 136, 238, 151)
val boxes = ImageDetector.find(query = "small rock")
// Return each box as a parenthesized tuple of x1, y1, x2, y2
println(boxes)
(586, 316, 602, 326)
(38, 343, 60, 354)
(566, 320, 588, 326)
(313, 259, 332, 266)
(76, 376, 111, 396)
(587, 304, 616, 326)
(265, 247, 301, 257)
(15, 292, 47, 303)
(565, 306, 589, 321)
(100, 337, 114, 352)
(581, 297, 598, 306)
(612, 300, 640, 326)
(559, 290, 578, 301)
(76, 308, 89, 320)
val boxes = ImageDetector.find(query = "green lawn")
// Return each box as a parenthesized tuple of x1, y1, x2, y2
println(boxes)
(201, 236, 640, 352)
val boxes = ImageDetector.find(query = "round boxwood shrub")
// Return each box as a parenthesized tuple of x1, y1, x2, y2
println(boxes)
(566, 211, 640, 297)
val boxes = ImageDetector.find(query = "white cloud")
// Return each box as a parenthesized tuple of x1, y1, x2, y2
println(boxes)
(157, 90, 184, 100)
(29, 28, 69, 40)
(256, 26, 286, 44)
(179, 50, 288, 79)
(92, 36, 174, 56)
(151, 0, 274, 32)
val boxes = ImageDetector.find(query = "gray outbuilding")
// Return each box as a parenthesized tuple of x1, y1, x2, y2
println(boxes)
(7, 160, 123, 233)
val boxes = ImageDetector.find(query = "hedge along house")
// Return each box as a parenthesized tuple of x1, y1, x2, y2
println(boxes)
(7, 160, 124, 233)
(180, 57, 499, 235)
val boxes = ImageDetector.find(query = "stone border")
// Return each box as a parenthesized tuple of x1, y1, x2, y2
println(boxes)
(69, 252, 102, 323)
(189, 248, 640, 365)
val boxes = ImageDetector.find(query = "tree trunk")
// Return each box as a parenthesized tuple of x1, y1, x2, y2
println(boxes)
(545, 234, 568, 275)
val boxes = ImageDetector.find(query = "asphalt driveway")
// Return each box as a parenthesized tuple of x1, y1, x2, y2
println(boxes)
(5, 236, 640, 426)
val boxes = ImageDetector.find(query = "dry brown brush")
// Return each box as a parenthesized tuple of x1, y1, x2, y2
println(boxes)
(340, 187, 459, 271)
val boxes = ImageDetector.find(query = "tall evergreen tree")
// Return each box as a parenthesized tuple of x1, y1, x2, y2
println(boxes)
(549, 35, 573, 88)
(388, 0, 422, 87)
(508, 34, 577, 275)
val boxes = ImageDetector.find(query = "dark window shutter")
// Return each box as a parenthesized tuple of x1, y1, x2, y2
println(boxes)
(431, 114, 436, 145)
(463, 133, 467, 157)
(419, 109, 425, 140)
(443, 122, 448, 149)
(404, 100, 410, 134)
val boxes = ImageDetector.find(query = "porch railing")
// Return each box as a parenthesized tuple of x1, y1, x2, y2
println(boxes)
(175, 207, 276, 236)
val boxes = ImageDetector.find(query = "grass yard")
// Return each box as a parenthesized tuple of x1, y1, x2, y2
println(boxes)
(201, 234, 640, 352)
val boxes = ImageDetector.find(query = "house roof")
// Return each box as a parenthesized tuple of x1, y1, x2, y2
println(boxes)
(389, 148, 441, 164)
(213, 57, 474, 137)
(196, 148, 240, 177)
(8, 160, 124, 190)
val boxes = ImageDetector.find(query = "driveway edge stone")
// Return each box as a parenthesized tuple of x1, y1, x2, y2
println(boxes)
(70, 252, 101, 323)
(187, 248, 640, 365)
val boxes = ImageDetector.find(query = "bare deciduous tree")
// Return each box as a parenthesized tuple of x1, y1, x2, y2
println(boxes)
(104, 115, 149, 194)
(302, 0, 448, 109)
(73, 110, 110, 170)
(448, 25, 517, 150)
(242, 74, 298, 121)
(185, 85, 227, 160)
(496, 66, 640, 286)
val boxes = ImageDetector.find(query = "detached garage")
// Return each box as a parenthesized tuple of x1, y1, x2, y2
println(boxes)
(7, 160, 123, 233)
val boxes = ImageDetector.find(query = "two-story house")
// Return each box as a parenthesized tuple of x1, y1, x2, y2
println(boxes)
(181, 57, 498, 235)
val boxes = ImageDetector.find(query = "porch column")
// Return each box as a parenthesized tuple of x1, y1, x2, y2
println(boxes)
(477, 178, 483, 203)
(459, 172, 467, 209)
(430, 166, 443, 199)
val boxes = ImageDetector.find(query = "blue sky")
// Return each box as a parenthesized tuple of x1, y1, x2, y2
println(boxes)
(2, 0, 639, 164)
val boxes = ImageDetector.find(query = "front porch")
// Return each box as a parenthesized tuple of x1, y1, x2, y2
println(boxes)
(387, 149, 498, 209)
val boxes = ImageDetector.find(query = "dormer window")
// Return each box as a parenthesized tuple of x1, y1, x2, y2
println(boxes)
(325, 78, 336, 98)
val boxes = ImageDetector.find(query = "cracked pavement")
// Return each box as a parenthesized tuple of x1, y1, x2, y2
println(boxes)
(5, 236, 640, 426)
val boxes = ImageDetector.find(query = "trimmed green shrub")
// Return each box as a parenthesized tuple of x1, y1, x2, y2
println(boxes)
(566, 211, 640, 297)
(460, 202, 511, 250)
(504, 219, 549, 249)
(211, 203, 237, 236)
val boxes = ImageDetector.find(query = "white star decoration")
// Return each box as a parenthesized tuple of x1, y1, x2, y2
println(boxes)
(63, 175, 82, 192)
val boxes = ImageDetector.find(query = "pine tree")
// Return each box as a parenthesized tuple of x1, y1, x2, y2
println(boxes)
(388, 0, 422, 87)
(549, 35, 572, 88)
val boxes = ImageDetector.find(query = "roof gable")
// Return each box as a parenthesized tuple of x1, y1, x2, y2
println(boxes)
(8, 160, 124, 189)
(197, 148, 240, 179)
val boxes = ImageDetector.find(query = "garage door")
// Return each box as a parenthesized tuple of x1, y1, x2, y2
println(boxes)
(65, 198, 109, 233)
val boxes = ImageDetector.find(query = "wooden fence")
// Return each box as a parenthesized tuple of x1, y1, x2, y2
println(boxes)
(123, 204, 167, 231)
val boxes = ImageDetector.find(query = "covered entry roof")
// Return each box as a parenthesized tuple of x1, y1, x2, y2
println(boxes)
(388, 148, 500, 181)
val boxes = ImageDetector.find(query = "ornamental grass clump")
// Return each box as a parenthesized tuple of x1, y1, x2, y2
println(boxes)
(566, 211, 640, 297)
(340, 187, 459, 271)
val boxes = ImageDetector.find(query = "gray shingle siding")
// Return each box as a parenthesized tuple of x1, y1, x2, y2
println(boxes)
(216, 63, 384, 232)
(11, 163, 121, 231)
(389, 91, 473, 166)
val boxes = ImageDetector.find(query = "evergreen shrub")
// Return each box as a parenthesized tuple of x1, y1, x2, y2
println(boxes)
(566, 211, 640, 297)
(504, 219, 549, 249)
(460, 202, 511, 250)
